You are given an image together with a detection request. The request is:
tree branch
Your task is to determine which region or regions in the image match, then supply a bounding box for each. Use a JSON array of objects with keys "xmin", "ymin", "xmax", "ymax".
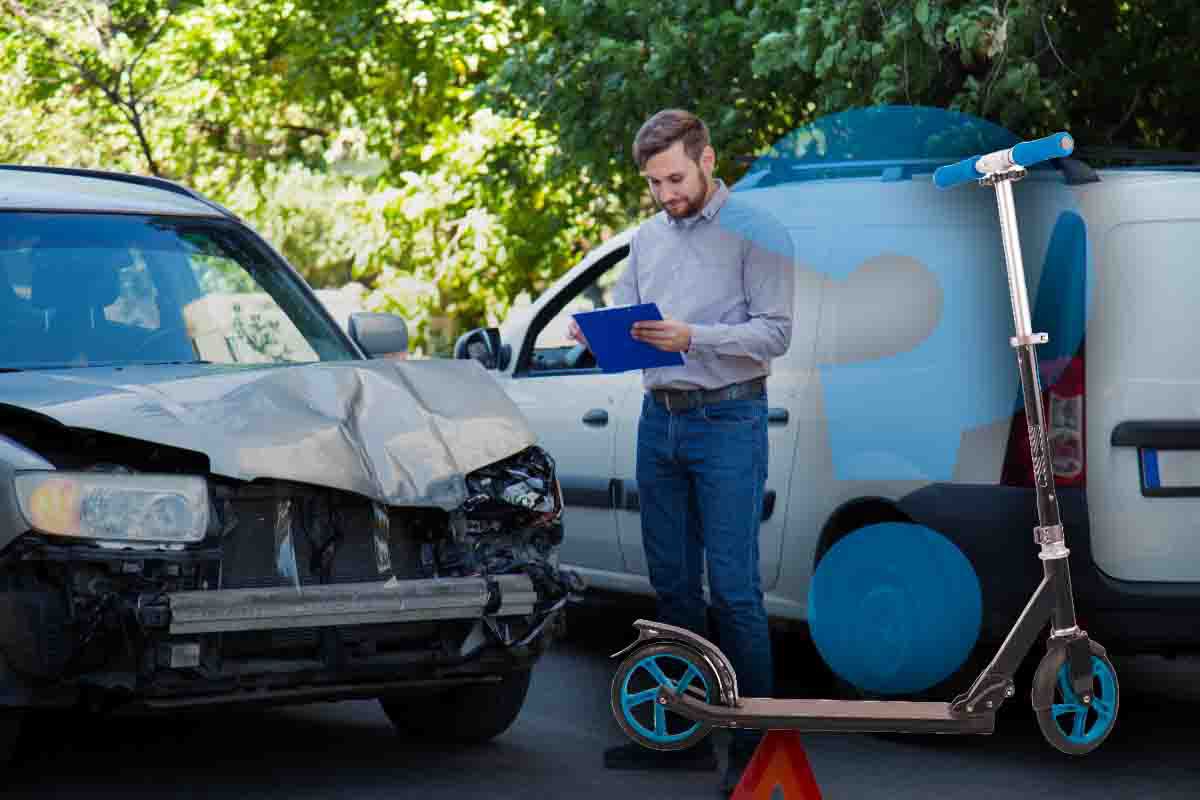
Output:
[
  {"xmin": 1041, "ymin": 11, "xmax": 1079, "ymax": 78},
  {"xmin": 125, "ymin": 104, "xmax": 163, "ymax": 176},
  {"xmin": 127, "ymin": 0, "xmax": 180, "ymax": 89},
  {"xmin": 1106, "ymin": 86, "xmax": 1141, "ymax": 144},
  {"xmin": 4, "ymin": 0, "xmax": 166, "ymax": 175}
]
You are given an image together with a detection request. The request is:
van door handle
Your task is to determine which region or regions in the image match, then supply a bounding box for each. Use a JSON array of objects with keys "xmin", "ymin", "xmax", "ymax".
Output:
[
  {"xmin": 582, "ymin": 409, "xmax": 609, "ymax": 427},
  {"xmin": 1111, "ymin": 420, "xmax": 1200, "ymax": 448},
  {"xmin": 767, "ymin": 408, "xmax": 789, "ymax": 425}
]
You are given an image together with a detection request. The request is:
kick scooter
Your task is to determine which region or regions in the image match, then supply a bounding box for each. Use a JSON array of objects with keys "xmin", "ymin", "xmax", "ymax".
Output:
[{"xmin": 609, "ymin": 131, "xmax": 1119, "ymax": 755}]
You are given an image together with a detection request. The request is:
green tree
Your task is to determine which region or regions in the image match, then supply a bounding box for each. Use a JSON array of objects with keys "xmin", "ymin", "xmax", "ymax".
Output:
[
  {"xmin": 0, "ymin": 0, "xmax": 614, "ymax": 354},
  {"xmin": 495, "ymin": 1, "xmax": 1199, "ymax": 199}
]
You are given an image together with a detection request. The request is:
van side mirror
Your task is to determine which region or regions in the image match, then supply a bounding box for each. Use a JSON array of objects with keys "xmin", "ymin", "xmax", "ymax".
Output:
[
  {"xmin": 348, "ymin": 312, "xmax": 408, "ymax": 358},
  {"xmin": 454, "ymin": 327, "xmax": 506, "ymax": 370}
]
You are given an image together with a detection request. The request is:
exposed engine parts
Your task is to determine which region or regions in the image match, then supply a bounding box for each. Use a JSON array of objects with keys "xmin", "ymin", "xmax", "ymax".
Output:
[{"xmin": 0, "ymin": 443, "xmax": 574, "ymax": 704}]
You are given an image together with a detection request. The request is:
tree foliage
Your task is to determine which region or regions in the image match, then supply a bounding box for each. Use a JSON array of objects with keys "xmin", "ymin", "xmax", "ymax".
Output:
[
  {"xmin": 496, "ymin": 1, "xmax": 1200, "ymax": 203},
  {"xmin": 0, "ymin": 0, "xmax": 614, "ymax": 353},
  {"xmin": 2, "ymin": 1, "xmax": 1197, "ymax": 352}
]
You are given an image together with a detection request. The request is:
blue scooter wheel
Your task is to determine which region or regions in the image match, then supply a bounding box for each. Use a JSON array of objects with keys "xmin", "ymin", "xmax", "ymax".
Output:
[
  {"xmin": 809, "ymin": 521, "xmax": 983, "ymax": 695},
  {"xmin": 1032, "ymin": 641, "xmax": 1119, "ymax": 755},
  {"xmin": 611, "ymin": 643, "xmax": 717, "ymax": 751}
]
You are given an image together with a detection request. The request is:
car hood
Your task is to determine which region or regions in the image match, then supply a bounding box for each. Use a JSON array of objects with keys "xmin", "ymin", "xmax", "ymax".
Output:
[{"xmin": 0, "ymin": 359, "xmax": 536, "ymax": 509}]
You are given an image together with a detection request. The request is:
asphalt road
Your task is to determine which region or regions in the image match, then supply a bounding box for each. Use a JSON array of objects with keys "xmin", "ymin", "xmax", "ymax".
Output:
[{"xmin": 5, "ymin": 607, "xmax": 1198, "ymax": 799}]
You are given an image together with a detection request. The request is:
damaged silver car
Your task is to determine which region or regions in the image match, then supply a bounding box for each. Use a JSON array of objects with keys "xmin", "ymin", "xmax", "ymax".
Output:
[{"xmin": 0, "ymin": 166, "xmax": 575, "ymax": 764}]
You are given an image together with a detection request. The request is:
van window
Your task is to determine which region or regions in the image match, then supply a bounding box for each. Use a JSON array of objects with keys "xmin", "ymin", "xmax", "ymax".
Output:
[
  {"xmin": 527, "ymin": 256, "xmax": 625, "ymax": 372},
  {"xmin": 535, "ymin": 259, "xmax": 624, "ymax": 350}
]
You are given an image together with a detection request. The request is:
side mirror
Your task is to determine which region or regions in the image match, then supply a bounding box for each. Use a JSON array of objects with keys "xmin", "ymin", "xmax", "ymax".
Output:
[
  {"xmin": 348, "ymin": 312, "xmax": 408, "ymax": 358},
  {"xmin": 453, "ymin": 326, "xmax": 506, "ymax": 370}
]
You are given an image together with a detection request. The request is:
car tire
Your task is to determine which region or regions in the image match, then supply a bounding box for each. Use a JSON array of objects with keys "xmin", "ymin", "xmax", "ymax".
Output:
[
  {"xmin": 379, "ymin": 669, "xmax": 532, "ymax": 745},
  {"xmin": 0, "ymin": 710, "xmax": 22, "ymax": 766}
]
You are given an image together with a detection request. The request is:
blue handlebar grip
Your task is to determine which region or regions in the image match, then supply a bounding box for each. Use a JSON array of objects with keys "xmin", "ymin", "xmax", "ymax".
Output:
[
  {"xmin": 1011, "ymin": 132, "xmax": 1074, "ymax": 167},
  {"xmin": 933, "ymin": 156, "xmax": 982, "ymax": 190}
]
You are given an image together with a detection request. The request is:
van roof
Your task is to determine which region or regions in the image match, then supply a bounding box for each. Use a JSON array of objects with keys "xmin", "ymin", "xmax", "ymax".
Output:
[{"xmin": 1091, "ymin": 167, "xmax": 1200, "ymax": 185}]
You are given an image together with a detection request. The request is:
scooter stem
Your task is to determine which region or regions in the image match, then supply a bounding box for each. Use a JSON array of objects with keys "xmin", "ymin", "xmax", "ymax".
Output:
[{"xmin": 989, "ymin": 171, "xmax": 1078, "ymax": 635}]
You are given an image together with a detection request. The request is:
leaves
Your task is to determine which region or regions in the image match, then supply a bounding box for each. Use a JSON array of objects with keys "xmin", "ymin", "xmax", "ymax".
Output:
[
  {"xmin": 3, "ymin": 0, "xmax": 1196, "ymax": 354},
  {"xmin": 1, "ymin": 0, "xmax": 612, "ymax": 355}
]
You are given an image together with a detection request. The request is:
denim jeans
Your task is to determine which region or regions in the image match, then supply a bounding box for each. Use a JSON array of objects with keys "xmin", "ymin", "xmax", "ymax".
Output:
[{"xmin": 636, "ymin": 391, "xmax": 773, "ymax": 750}]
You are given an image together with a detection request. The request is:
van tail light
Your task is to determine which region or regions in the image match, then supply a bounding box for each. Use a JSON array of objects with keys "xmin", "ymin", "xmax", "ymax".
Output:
[{"xmin": 1001, "ymin": 346, "xmax": 1086, "ymax": 488}]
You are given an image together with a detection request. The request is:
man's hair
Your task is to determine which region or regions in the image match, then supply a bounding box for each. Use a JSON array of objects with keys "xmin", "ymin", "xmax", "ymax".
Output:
[{"xmin": 633, "ymin": 109, "xmax": 710, "ymax": 169}]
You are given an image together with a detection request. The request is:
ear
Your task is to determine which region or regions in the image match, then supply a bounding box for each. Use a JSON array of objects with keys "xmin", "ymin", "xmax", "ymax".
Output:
[{"xmin": 700, "ymin": 145, "xmax": 716, "ymax": 174}]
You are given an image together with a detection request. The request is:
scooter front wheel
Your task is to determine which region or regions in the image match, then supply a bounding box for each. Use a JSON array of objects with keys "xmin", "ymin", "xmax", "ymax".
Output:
[
  {"xmin": 1031, "ymin": 640, "xmax": 1119, "ymax": 755},
  {"xmin": 611, "ymin": 642, "xmax": 719, "ymax": 751}
]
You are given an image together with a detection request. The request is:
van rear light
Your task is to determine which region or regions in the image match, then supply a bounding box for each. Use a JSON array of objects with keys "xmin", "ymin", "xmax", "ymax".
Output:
[{"xmin": 1001, "ymin": 350, "xmax": 1086, "ymax": 488}]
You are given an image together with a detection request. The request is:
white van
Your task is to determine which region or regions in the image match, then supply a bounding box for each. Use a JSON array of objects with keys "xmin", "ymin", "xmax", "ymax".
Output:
[{"xmin": 454, "ymin": 157, "xmax": 1200, "ymax": 663}]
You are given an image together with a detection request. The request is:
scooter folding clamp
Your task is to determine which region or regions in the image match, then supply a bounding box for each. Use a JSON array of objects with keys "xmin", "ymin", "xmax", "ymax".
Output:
[
  {"xmin": 1034, "ymin": 524, "xmax": 1065, "ymax": 547},
  {"xmin": 1010, "ymin": 332, "xmax": 1049, "ymax": 348}
]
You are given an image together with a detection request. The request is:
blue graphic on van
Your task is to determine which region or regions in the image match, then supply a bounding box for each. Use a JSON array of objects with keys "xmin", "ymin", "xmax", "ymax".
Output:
[
  {"xmin": 808, "ymin": 521, "xmax": 982, "ymax": 695},
  {"xmin": 721, "ymin": 106, "xmax": 1088, "ymax": 481}
]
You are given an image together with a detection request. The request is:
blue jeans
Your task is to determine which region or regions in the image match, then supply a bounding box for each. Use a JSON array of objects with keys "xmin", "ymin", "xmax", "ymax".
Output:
[{"xmin": 636, "ymin": 392, "xmax": 773, "ymax": 750}]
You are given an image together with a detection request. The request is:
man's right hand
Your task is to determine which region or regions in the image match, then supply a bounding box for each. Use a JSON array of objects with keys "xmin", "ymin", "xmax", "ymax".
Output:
[{"xmin": 568, "ymin": 318, "xmax": 590, "ymax": 350}]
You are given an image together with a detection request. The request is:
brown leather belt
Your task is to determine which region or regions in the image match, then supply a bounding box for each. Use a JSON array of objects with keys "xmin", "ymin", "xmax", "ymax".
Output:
[{"xmin": 651, "ymin": 377, "xmax": 766, "ymax": 412}]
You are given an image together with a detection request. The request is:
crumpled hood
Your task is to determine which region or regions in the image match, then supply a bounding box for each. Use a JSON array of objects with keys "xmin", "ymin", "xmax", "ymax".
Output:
[{"xmin": 0, "ymin": 359, "xmax": 536, "ymax": 509}]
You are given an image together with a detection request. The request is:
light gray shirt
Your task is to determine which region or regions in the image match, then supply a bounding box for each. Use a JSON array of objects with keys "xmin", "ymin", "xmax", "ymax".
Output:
[{"xmin": 611, "ymin": 180, "xmax": 795, "ymax": 391}]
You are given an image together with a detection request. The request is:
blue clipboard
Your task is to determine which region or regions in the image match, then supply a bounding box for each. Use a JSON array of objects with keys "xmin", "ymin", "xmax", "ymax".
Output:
[{"xmin": 571, "ymin": 303, "xmax": 686, "ymax": 373}]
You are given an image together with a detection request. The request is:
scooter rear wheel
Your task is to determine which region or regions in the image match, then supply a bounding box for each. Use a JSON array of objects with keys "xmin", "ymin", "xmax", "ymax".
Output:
[
  {"xmin": 1031, "ymin": 640, "xmax": 1118, "ymax": 755},
  {"xmin": 611, "ymin": 642, "xmax": 719, "ymax": 751}
]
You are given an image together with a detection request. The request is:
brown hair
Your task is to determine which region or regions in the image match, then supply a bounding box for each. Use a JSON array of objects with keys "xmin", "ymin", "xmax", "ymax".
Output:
[{"xmin": 632, "ymin": 109, "xmax": 709, "ymax": 169}]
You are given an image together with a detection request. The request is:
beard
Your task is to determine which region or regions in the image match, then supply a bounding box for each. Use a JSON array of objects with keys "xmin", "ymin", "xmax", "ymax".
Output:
[{"xmin": 660, "ymin": 172, "xmax": 710, "ymax": 219}]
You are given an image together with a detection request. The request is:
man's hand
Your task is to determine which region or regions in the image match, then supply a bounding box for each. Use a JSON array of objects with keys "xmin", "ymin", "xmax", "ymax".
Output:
[
  {"xmin": 631, "ymin": 319, "xmax": 692, "ymax": 352},
  {"xmin": 567, "ymin": 318, "xmax": 589, "ymax": 350}
]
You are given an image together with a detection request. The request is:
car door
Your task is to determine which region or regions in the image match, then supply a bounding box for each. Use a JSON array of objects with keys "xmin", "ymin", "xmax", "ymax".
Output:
[{"xmin": 495, "ymin": 241, "xmax": 639, "ymax": 574}]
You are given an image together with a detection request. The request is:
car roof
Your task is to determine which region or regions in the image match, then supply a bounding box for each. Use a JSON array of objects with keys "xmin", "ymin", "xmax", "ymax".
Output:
[{"xmin": 0, "ymin": 165, "xmax": 231, "ymax": 218}]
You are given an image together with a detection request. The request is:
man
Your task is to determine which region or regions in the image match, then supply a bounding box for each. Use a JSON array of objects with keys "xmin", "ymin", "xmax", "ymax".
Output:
[{"xmin": 571, "ymin": 109, "xmax": 794, "ymax": 795}]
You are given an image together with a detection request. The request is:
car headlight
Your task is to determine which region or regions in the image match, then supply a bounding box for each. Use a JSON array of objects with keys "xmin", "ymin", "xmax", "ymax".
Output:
[{"xmin": 14, "ymin": 472, "xmax": 209, "ymax": 544}]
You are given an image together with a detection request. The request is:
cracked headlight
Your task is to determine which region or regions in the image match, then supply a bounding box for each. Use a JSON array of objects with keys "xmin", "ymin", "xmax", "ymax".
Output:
[{"xmin": 14, "ymin": 472, "xmax": 209, "ymax": 544}]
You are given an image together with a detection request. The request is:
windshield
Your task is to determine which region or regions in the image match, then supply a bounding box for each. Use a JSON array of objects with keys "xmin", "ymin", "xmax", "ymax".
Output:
[{"xmin": 0, "ymin": 212, "xmax": 356, "ymax": 369}]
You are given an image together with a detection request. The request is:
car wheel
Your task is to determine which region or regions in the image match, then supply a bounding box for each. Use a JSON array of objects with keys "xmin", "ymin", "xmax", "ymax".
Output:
[
  {"xmin": 379, "ymin": 669, "xmax": 532, "ymax": 745},
  {"xmin": 0, "ymin": 710, "xmax": 22, "ymax": 766}
]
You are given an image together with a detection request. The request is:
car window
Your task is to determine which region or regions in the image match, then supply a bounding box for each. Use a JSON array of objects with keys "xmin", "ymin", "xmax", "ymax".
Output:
[
  {"xmin": 0, "ymin": 212, "xmax": 356, "ymax": 368},
  {"xmin": 528, "ymin": 256, "xmax": 625, "ymax": 372}
]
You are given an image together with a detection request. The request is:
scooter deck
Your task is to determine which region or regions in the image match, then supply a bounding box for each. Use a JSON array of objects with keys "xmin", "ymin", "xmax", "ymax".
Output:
[{"xmin": 664, "ymin": 692, "xmax": 996, "ymax": 735}]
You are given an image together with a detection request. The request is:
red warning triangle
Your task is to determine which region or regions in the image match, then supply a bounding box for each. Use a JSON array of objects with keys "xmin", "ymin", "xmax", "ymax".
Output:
[{"xmin": 729, "ymin": 730, "xmax": 823, "ymax": 800}]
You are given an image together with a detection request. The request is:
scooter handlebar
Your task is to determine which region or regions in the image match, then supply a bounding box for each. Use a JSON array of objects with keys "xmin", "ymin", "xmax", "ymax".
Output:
[
  {"xmin": 934, "ymin": 132, "xmax": 1075, "ymax": 190},
  {"xmin": 933, "ymin": 156, "xmax": 982, "ymax": 189},
  {"xmin": 1012, "ymin": 132, "xmax": 1074, "ymax": 167}
]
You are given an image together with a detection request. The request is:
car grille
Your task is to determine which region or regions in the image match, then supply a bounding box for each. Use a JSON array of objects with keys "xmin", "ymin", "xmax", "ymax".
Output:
[{"xmin": 217, "ymin": 489, "xmax": 425, "ymax": 590}]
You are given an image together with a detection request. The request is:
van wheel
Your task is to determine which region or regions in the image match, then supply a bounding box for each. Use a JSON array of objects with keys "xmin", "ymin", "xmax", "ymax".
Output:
[{"xmin": 379, "ymin": 669, "xmax": 532, "ymax": 745}]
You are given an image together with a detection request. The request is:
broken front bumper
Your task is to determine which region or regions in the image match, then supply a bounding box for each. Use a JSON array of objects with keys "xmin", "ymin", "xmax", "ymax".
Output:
[{"xmin": 165, "ymin": 574, "xmax": 538, "ymax": 635}]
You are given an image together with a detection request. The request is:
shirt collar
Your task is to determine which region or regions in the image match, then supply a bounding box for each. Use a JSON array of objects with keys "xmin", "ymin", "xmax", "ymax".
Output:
[{"xmin": 665, "ymin": 179, "xmax": 729, "ymax": 228}]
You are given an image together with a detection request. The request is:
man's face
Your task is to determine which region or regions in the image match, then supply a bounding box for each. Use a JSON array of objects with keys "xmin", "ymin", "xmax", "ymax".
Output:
[{"xmin": 641, "ymin": 140, "xmax": 714, "ymax": 219}]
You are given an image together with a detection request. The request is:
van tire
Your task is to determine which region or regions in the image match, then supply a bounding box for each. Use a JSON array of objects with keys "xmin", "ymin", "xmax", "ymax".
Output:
[{"xmin": 379, "ymin": 669, "xmax": 532, "ymax": 745}]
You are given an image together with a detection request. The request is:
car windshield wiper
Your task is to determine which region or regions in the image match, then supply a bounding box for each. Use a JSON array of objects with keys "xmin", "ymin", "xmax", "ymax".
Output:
[
  {"xmin": 132, "ymin": 360, "xmax": 214, "ymax": 366},
  {"xmin": 0, "ymin": 360, "xmax": 212, "ymax": 372}
]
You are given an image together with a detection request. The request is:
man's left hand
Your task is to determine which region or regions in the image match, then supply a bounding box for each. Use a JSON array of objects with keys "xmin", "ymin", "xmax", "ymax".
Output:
[{"xmin": 631, "ymin": 319, "xmax": 692, "ymax": 352}]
